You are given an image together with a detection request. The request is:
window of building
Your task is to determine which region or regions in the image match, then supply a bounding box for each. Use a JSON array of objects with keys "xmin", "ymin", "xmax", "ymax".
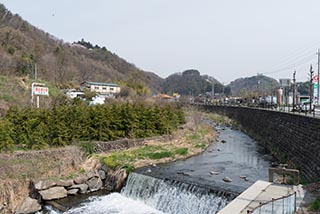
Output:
[
  {"xmin": 110, "ymin": 88, "xmax": 114, "ymax": 91},
  {"xmin": 94, "ymin": 86, "xmax": 99, "ymax": 90},
  {"xmin": 102, "ymin": 87, "xmax": 107, "ymax": 90}
]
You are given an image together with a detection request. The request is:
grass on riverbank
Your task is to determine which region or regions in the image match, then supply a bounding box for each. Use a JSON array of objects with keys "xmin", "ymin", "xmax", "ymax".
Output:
[
  {"xmin": 99, "ymin": 145, "xmax": 189, "ymax": 173},
  {"xmin": 205, "ymin": 113, "xmax": 232, "ymax": 125},
  {"xmin": 98, "ymin": 118, "xmax": 216, "ymax": 173}
]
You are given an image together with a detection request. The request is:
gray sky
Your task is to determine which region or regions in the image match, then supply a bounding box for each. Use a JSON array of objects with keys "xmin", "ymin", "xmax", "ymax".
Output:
[{"xmin": 2, "ymin": 0, "xmax": 320, "ymax": 84}]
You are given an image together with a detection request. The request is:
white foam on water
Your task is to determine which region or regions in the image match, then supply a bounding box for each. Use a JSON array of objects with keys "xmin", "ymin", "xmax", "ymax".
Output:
[
  {"xmin": 66, "ymin": 192, "xmax": 165, "ymax": 214},
  {"xmin": 121, "ymin": 173, "xmax": 230, "ymax": 214}
]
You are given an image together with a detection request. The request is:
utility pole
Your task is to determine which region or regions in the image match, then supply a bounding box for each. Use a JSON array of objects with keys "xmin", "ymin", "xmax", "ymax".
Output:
[
  {"xmin": 34, "ymin": 63, "xmax": 37, "ymax": 80},
  {"xmin": 317, "ymin": 49, "xmax": 320, "ymax": 104},
  {"xmin": 211, "ymin": 81, "xmax": 214, "ymax": 97},
  {"xmin": 309, "ymin": 65, "xmax": 314, "ymax": 113},
  {"xmin": 292, "ymin": 70, "xmax": 296, "ymax": 111}
]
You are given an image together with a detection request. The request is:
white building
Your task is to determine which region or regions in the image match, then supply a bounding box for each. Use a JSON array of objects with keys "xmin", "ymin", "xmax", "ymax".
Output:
[{"xmin": 80, "ymin": 81, "xmax": 121, "ymax": 97}]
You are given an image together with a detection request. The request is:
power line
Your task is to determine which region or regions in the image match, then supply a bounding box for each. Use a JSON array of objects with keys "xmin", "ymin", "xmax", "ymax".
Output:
[
  {"xmin": 268, "ymin": 50, "xmax": 317, "ymax": 71},
  {"xmin": 263, "ymin": 40, "xmax": 320, "ymax": 71},
  {"xmin": 263, "ymin": 53, "xmax": 316, "ymax": 75}
]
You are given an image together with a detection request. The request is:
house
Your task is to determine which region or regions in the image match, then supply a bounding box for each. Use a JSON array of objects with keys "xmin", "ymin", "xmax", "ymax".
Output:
[{"xmin": 80, "ymin": 81, "xmax": 121, "ymax": 97}]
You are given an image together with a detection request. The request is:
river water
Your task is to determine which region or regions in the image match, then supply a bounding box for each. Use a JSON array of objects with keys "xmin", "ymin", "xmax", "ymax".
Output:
[
  {"xmin": 136, "ymin": 124, "xmax": 274, "ymax": 194},
  {"xmin": 43, "ymin": 124, "xmax": 274, "ymax": 214}
]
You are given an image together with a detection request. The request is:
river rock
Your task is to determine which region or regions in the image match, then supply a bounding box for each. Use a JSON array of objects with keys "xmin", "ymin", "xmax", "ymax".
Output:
[
  {"xmin": 86, "ymin": 171, "xmax": 98, "ymax": 179},
  {"xmin": 68, "ymin": 184, "xmax": 89, "ymax": 194},
  {"xmin": 67, "ymin": 189, "xmax": 79, "ymax": 195},
  {"xmin": 98, "ymin": 170, "xmax": 106, "ymax": 180},
  {"xmin": 39, "ymin": 187, "xmax": 67, "ymax": 200},
  {"xmin": 209, "ymin": 171, "xmax": 219, "ymax": 175},
  {"xmin": 56, "ymin": 179, "xmax": 74, "ymax": 187},
  {"xmin": 87, "ymin": 177, "xmax": 103, "ymax": 192},
  {"xmin": 15, "ymin": 197, "xmax": 41, "ymax": 214},
  {"xmin": 177, "ymin": 171, "xmax": 190, "ymax": 176},
  {"xmin": 74, "ymin": 176, "xmax": 88, "ymax": 184},
  {"xmin": 221, "ymin": 140, "xmax": 227, "ymax": 143},
  {"xmin": 239, "ymin": 175, "xmax": 247, "ymax": 179},
  {"xmin": 35, "ymin": 180, "xmax": 57, "ymax": 190},
  {"xmin": 222, "ymin": 177, "xmax": 232, "ymax": 183}
]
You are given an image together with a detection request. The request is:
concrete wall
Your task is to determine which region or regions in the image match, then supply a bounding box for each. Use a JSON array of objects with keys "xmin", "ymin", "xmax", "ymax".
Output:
[{"xmin": 199, "ymin": 105, "xmax": 320, "ymax": 182}]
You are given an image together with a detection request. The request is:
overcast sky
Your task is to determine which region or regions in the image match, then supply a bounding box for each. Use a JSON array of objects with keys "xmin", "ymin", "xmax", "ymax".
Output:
[{"xmin": 2, "ymin": 0, "xmax": 320, "ymax": 84}]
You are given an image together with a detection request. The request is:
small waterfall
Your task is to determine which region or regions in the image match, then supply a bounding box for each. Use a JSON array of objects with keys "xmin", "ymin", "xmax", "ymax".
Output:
[{"xmin": 121, "ymin": 172, "xmax": 232, "ymax": 214}]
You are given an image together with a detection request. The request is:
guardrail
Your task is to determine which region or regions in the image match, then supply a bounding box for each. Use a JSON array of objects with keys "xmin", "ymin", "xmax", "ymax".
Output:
[{"xmin": 247, "ymin": 192, "xmax": 296, "ymax": 214}]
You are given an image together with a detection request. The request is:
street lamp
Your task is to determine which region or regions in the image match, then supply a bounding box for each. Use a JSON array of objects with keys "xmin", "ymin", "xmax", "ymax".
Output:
[
  {"xmin": 292, "ymin": 70, "xmax": 296, "ymax": 112},
  {"xmin": 309, "ymin": 65, "xmax": 314, "ymax": 113}
]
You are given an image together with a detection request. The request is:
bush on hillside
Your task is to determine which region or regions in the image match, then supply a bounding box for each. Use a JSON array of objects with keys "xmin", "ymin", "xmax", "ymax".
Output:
[{"xmin": 0, "ymin": 102, "xmax": 185, "ymax": 152}]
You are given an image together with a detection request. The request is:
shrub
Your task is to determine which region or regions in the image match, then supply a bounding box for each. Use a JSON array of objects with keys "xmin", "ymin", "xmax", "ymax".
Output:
[
  {"xmin": 309, "ymin": 198, "xmax": 320, "ymax": 211},
  {"xmin": 0, "ymin": 103, "xmax": 185, "ymax": 152},
  {"xmin": 79, "ymin": 142, "xmax": 94, "ymax": 155}
]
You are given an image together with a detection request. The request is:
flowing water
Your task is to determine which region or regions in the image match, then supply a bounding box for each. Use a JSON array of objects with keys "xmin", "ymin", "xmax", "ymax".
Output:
[
  {"xmin": 44, "ymin": 173, "xmax": 230, "ymax": 214},
  {"xmin": 137, "ymin": 124, "xmax": 274, "ymax": 194},
  {"xmin": 43, "ymin": 124, "xmax": 274, "ymax": 214}
]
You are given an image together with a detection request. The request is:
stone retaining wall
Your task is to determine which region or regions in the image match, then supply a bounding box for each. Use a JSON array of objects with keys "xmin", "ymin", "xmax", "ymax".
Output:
[{"xmin": 199, "ymin": 105, "xmax": 320, "ymax": 182}]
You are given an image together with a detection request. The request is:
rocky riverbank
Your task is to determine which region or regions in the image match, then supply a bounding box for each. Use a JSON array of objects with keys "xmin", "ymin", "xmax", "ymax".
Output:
[{"xmin": 15, "ymin": 162, "xmax": 127, "ymax": 214}]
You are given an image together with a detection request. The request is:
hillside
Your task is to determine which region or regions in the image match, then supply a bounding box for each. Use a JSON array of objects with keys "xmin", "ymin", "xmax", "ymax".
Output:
[
  {"xmin": 161, "ymin": 69, "xmax": 231, "ymax": 96},
  {"xmin": 0, "ymin": 4, "xmax": 163, "ymax": 93},
  {"xmin": 228, "ymin": 75, "xmax": 279, "ymax": 97}
]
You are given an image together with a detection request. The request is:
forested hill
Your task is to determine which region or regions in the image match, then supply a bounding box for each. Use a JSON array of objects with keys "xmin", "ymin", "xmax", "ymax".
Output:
[
  {"xmin": 0, "ymin": 4, "xmax": 163, "ymax": 92},
  {"xmin": 161, "ymin": 69, "xmax": 230, "ymax": 96},
  {"xmin": 228, "ymin": 75, "xmax": 279, "ymax": 96}
]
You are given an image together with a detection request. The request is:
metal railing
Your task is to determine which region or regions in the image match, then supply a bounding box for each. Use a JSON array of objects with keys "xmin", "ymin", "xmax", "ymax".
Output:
[
  {"xmin": 195, "ymin": 101, "xmax": 320, "ymax": 118},
  {"xmin": 247, "ymin": 192, "xmax": 296, "ymax": 214}
]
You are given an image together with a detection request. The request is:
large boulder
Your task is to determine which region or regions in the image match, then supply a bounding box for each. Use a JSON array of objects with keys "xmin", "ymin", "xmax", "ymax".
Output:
[
  {"xmin": 67, "ymin": 189, "xmax": 79, "ymax": 195},
  {"xmin": 15, "ymin": 197, "xmax": 41, "ymax": 214},
  {"xmin": 34, "ymin": 180, "xmax": 56, "ymax": 191},
  {"xmin": 86, "ymin": 177, "xmax": 103, "ymax": 192},
  {"xmin": 68, "ymin": 184, "xmax": 88, "ymax": 194},
  {"xmin": 56, "ymin": 180, "xmax": 74, "ymax": 187},
  {"xmin": 39, "ymin": 187, "xmax": 67, "ymax": 200},
  {"xmin": 73, "ymin": 176, "xmax": 87, "ymax": 184},
  {"xmin": 98, "ymin": 170, "xmax": 106, "ymax": 180}
]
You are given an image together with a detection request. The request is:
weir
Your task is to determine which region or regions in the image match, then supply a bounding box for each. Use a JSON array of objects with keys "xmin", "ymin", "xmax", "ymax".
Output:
[
  {"xmin": 44, "ymin": 172, "xmax": 234, "ymax": 214},
  {"xmin": 43, "ymin": 124, "xmax": 275, "ymax": 214},
  {"xmin": 121, "ymin": 172, "xmax": 234, "ymax": 214}
]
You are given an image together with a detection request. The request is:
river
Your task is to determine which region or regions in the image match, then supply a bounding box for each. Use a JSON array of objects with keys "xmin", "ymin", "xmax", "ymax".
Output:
[{"xmin": 43, "ymin": 124, "xmax": 275, "ymax": 214}]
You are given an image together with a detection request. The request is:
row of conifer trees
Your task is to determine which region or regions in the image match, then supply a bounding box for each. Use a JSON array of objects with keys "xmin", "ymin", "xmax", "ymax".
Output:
[{"xmin": 0, "ymin": 101, "xmax": 185, "ymax": 152}]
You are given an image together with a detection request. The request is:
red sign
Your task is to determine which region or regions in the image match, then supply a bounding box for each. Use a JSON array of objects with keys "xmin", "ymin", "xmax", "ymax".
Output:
[{"xmin": 314, "ymin": 75, "xmax": 319, "ymax": 81}]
